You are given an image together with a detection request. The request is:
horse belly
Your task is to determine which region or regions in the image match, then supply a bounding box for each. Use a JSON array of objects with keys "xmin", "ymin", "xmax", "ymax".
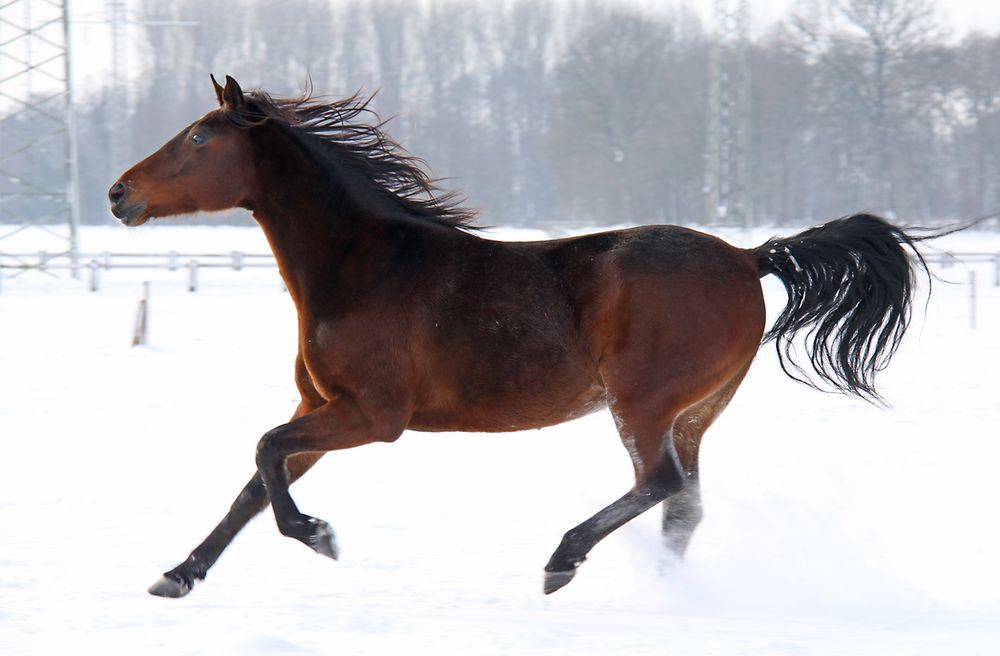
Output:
[
  {"xmin": 409, "ymin": 379, "xmax": 606, "ymax": 432},
  {"xmin": 409, "ymin": 338, "xmax": 606, "ymax": 433}
]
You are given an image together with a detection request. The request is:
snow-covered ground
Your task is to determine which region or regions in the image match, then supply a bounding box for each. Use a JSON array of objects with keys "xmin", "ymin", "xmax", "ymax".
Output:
[{"xmin": 1, "ymin": 223, "xmax": 998, "ymax": 655}]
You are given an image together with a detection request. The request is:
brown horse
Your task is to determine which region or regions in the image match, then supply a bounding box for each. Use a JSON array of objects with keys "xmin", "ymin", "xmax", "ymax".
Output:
[{"xmin": 111, "ymin": 75, "xmax": 942, "ymax": 598}]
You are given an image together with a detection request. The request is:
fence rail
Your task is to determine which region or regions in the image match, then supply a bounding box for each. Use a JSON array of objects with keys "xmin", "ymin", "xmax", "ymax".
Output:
[
  {"xmin": 2, "ymin": 249, "xmax": 999, "ymax": 292},
  {"xmin": 0, "ymin": 251, "xmax": 278, "ymax": 292}
]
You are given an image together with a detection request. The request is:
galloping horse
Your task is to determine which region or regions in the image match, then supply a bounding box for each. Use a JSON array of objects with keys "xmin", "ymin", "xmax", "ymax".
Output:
[{"xmin": 111, "ymin": 76, "xmax": 942, "ymax": 598}]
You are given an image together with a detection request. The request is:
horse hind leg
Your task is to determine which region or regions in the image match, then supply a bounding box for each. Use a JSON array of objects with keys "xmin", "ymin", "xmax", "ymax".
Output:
[
  {"xmin": 661, "ymin": 366, "xmax": 751, "ymax": 559},
  {"xmin": 543, "ymin": 402, "xmax": 687, "ymax": 594}
]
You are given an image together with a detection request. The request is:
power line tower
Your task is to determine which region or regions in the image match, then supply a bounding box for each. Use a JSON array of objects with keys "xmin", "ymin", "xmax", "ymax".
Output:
[
  {"xmin": 0, "ymin": 0, "xmax": 81, "ymax": 271},
  {"xmin": 106, "ymin": 0, "xmax": 128, "ymax": 182},
  {"xmin": 703, "ymin": 0, "xmax": 752, "ymax": 229}
]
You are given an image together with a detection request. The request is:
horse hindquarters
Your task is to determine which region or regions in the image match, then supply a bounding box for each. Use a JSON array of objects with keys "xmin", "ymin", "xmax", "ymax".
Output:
[{"xmin": 543, "ymin": 237, "xmax": 765, "ymax": 593}]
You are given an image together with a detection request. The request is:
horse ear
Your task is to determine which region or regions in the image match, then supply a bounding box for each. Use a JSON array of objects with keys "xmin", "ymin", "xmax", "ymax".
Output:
[
  {"xmin": 211, "ymin": 74, "xmax": 225, "ymax": 107},
  {"xmin": 222, "ymin": 75, "xmax": 246, "ymax": 110}
]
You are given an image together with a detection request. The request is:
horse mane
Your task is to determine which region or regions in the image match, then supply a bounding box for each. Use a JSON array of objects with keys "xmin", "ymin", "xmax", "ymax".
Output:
[{"xmin": 225, "ymin": 88, "xmax": 479, "ymax": 230}]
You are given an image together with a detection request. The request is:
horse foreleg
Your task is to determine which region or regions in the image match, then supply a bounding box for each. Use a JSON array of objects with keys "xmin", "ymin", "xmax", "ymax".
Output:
[
  {"xmin": 147, "ymin": 452, "xmax": 323, "ymax": 598},
  {"xmin": 255, "ymin": 399, "xmax": 404, "ymax": 559}
]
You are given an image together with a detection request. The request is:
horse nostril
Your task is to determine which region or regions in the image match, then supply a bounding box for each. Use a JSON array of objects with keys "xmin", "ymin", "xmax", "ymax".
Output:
[{"xmin": 109, "ymin": 181, "xmax": 127, "ymax": 204}]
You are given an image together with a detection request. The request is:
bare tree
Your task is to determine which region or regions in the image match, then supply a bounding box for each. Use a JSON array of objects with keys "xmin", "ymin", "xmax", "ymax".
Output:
[
  {"xmin": 948, "ymin": 34, "xmax": 1000, "ymax": 219},
  {"xmin": 789, "ymin": 0, "xmax": 946, "ymax": 211},
  {"xmin": 548, "ymin": 9, "xmax": 678, "ymax": 225}
]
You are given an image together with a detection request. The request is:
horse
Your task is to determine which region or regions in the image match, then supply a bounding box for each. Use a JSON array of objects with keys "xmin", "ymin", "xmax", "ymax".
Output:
[{"xmin": 110, "ymin": 75, "xmax": 945, "ymax": 598}]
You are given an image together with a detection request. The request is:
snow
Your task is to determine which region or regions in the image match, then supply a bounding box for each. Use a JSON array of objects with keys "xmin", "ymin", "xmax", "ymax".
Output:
[{"xmin": 1, "ymin": 223, "xmax": 998, "ymax": 655}]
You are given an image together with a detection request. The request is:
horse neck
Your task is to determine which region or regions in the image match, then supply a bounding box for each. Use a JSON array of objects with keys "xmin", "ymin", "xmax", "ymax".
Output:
[
  {"xmin": 245, "ymin": 125, "xmax": 371, "ymax": 306},
  {"xmin": 244, "ymin": 127, "xmax": 428, "ymax": 311}
]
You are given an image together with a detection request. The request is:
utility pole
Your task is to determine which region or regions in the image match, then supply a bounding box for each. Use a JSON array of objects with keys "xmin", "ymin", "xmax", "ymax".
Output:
[{"xmin": 703, "ymin": 0, "xmax": 752, "ymax": 229}]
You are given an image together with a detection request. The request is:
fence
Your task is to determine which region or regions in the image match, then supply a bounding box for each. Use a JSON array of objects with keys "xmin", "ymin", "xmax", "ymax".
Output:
[
  {"xmin": 4, "ymin": 249, "xmax": 999, "ymax": 287},
  {"xmin": 0, "ymin": 251, "xmax": 278, "ymax": 293},
  {"xmin": 2, "ymin": 249, "xmax": 999, "ymax": 293},
  {"xmin": 1, "ymin": 248, "xmax": 996, "ymax": 333}
]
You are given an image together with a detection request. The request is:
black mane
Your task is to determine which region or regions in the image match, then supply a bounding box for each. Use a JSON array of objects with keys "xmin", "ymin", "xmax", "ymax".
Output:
[{"xmin": 226, "ymin": 89, "xmax": 479, "ymax": 230}]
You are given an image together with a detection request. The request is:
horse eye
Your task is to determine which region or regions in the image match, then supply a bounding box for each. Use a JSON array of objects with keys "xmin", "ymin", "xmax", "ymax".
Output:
[{"xmin": 189, "ymin": 131, "xmax": 207, "ymax": 145}]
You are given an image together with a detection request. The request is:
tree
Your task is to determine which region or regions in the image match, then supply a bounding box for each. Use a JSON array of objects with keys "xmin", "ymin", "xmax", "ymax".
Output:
[
  {"xmin": 948, "ymin": 34, "xmax": 1000, "ymax": 219},
  {"xmin": 548, "ymin": 9, "xmax": 683, "ymax": 225},
  {"xmin": 789, "ymin": 0, "xmax": 946, "ymax": 212}
]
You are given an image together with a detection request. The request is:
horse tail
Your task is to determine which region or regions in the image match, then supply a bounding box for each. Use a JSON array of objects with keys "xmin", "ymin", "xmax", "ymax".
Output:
[{"xmin": 752, "ymin": 213, "xmax": 947, "ymax": 404}]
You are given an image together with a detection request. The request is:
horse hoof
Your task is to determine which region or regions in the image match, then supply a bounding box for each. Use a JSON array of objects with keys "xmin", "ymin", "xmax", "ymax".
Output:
[
  {"xmin": 543, "ymin": 569, "xmax": 576, "ymax": 595},
  {"xmin": 309, "ymin": 518, "xmax": 339, "ymax": 560},
  {"xmin": 148, "ymin": 574, "xmax": 191, "ymax": 598}
]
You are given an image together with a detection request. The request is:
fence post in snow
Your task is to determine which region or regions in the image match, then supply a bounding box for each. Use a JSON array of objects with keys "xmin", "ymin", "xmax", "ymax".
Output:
[
  {"xmin": 168, "ymin": 251, "xmax": 179, "ymax": 271},
  {"xmin": 969, "ymin": 270, "xmax": 977, "ymax": 330},
  {"xmin": 188, "ymin": 260, "xmax": 199, "ymax": 292},
  {"xmin": 232, "ymin": 251, "xmax": 244, "ymax": 271},
  {"xmin": 994, "ymin": 253, "xmax": 999, "ymax": 287},
  {"xmin": 132, "ymin": 281, "xmax": 150, "ymax": 347},
  {"xmin": 89, "ymin": 260, "xmax": 100, "ymax": 292}
]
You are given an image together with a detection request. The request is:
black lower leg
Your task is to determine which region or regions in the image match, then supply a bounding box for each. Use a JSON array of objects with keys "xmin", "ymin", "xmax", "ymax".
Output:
[
  {"xmin": 661, "ymin": 475, "xmax": 703, "ymax": 557},
  {"xmin": 543, "ymin": 445, "xmax": 686, "ymax": 594},
  {"xmin": 149, "ymin": 452, "xmax": 324, "ymax": 598},
  {"xmin": 256, "ymin": 428, "xmax": 339, "ymax": 559},
  {"xmin": 149, "ymin": 474, "xmax": 268, "ymax": 597},
  {"xmin": 544, "ymin": 478, "xmax": 675, "ymax": 593}
]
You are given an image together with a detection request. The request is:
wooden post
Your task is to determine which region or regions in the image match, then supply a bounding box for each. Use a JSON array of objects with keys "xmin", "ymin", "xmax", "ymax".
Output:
[
  {"xmin": 89, "ymin": 259, "xmax": 100, "ymax": 292},
  {"xmin": 969, "ymin": 270, "xmax": 977, "ymax": 330},
  {"xmin": 188, "ymin": 260, "xmax": 199, "ymax": 292},
  {"xmin": 132, "ymin": 281, "xmax": 150, "ymax": 346}
]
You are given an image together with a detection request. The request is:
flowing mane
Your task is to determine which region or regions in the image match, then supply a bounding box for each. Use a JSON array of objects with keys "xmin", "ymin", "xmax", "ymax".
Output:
[{"xmin": 227, "ymin": 88, "xmax": 479, "ymax": 230}]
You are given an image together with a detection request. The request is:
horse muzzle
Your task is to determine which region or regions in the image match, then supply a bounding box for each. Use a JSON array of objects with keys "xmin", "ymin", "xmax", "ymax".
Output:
[{"xmin": 108, "ymin": 180, "xmax": 149, "ymax": 226}]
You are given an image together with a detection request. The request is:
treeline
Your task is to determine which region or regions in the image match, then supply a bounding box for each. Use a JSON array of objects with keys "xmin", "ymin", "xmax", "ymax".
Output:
[{"xmin": 62, "ymin": 0, "xmax": 1000, "ymax": 228}]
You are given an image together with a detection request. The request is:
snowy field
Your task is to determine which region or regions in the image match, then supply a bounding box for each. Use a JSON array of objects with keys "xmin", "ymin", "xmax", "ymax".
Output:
[{"xmin": 1, "ymin": 222, "xmax": 999, "ymax": 655}]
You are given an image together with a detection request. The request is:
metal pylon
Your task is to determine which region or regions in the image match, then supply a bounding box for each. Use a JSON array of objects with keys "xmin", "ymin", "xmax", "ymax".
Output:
[
  {"xmin": 704, "ymin": 0, "xmax": 752, "ymax": 229},
  {"xmin": 0, "ymin": 0, "xmax": 81, "ymax": 273}
]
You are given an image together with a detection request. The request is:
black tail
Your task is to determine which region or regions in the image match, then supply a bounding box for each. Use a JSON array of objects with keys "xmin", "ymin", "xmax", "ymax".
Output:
[{"xmin": 754, "ymin": 213, "xmax": 953, "ymax": 404}]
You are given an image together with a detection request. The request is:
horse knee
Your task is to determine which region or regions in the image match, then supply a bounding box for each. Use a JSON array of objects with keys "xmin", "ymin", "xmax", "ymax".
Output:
[{"xmin": 255, "ymin": 426, "xmax": 288, "ymax": 472}]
